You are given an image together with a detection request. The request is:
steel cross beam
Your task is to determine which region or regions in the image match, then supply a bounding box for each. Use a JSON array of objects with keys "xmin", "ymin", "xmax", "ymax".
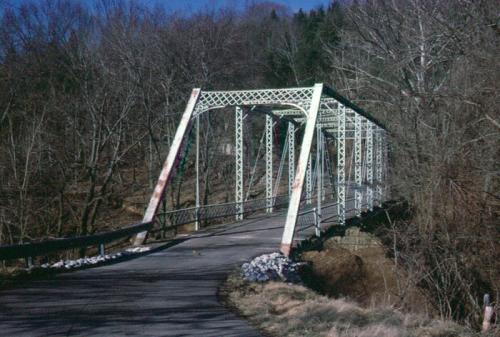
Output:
[
  {"xmin": 266, "ymin": 115, "xmax": 273, "ymax": 212},
  {"xmin": 354, "ymin": 113, "xmax": 363, "ymax": 216},
  {"xmin": 337, "ymin": 105, "xmax": 346, "ymax": 225},
  {"xmin": 235, "ymin": 107, "xmax": 244, "ymax": 220},
  {"xmin": 194, "ymin": 87, "xmax": 315, "ymax": 115}
]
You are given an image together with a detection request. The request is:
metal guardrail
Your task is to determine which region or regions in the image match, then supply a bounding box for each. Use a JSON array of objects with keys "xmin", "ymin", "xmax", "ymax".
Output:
[
  {"xmin": 0, "ymin": 221, "xmax": 153, "ymax": 260},
  {"xmin": 157, "ymin": 194, "xmax": 291, "ymax": 228},
  {"xmin": 0, "ymin": 190, "xmax": 360, "ymax": 262}
]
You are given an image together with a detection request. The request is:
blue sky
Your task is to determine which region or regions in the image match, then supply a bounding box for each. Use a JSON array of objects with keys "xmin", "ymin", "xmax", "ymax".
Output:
[
  {"xmin": 159, "ymin": 0, "xmax": 331, "ymax": 13},
  {"xmin": 3, "ymin": 0, "xmax": 332, "ymax": 14}
]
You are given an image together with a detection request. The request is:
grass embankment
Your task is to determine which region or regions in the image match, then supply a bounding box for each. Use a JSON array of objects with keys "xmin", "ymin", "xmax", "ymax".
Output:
[
  {"xmin": 221, "ymin": 272, "xmax": 486, "ymax": 337},
  {"xmin": 220, "ymin": 207, "xmax": 494, "ymax": 337}
]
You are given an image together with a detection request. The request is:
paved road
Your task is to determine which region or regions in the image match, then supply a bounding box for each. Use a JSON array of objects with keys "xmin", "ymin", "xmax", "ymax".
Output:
[{"xmin": 0, "ymin": 203, "xmax": 346, "ymax": 337}]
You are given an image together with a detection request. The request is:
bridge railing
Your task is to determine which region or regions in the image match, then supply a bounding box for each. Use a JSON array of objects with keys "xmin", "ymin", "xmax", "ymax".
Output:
[
  {"xmin": 156, "ymin": 194, "xmax": 291, "ymax": 230},
  {"xmin": 0, "ymin": 189, "xmax": 356, "ymax": 263},
  {"xmin": 0, "ymin": 221, "xmax": 153, "ymax": 263}
]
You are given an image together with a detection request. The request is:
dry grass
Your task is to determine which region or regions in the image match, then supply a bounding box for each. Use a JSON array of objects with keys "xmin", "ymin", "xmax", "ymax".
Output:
[
  {"xmin": 300, "ymin": 236, "xmax": 432, "ymax": 314},
  {"xmin": 220, "ymin": 273, "xmax": 487, "ymax": 337}
]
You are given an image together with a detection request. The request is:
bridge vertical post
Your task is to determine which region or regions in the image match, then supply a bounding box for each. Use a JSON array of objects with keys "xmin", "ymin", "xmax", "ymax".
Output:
[
  {"xmin": 306, "ymin": 156, "xmax": 312, "ymax": 204},
  {"xmin": 321, "ymin": 132, "xmax": 325, "ymax": 201},
  {"xmin": 280, "ymin": 83, "xmax": 323, "ymax": 256},
  {"xmin": 337, "ymin": 105, "xmax": 346, "ymax": 225},
  {"xmin": 324, "ymin": 140, "xmax": 336, "ymax": 200},
  {"xmin": 316, "ymin": 124, "xmax": 322, "ymax": 235},
  {"xmin": 265, "ymin": 115, "xmax": 273, "ymax": 213},
  {"xmin": 134, "ymin": 88, "xmax": 201, "ymax": 246},
  {"xmin": 354, "ymin": 113, "xmax": 362, "ymax": 216},
  {"xmin": 383, "ymin": 132, "xmax": 389, "ymax": 201},
  {"xmin": 375, "ymin": 128, "xmax": 383, "ymax": 206},
  {"xmin": 366, "ymin": 122, "xmax": 374, "ymax": 211},
  {"xmin": 287, "ymin": 122, "xmax": 295, "ymax": 197},
  {"xmin": 235, "ymin": 106, "xmax": 244, "ymax": 220},
  {"xmin": 195, "ymin": 114, "xmax": 200, "ymax": 230}
]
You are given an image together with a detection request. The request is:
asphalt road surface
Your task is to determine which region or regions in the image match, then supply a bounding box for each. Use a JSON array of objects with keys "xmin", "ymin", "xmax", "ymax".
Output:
[{"xmin": 0, "ymin": 202, "xmax": 346, "ymax": 337}]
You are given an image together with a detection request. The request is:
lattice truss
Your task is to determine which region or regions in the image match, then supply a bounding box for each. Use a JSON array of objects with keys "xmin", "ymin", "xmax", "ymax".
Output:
[
  {"xmin": 194, "ymin": 87, "xmax": 316, "ymax": 115},
  {"xmin": 136, "ymin": 83, "xmax": 388, "ymax": 256}
]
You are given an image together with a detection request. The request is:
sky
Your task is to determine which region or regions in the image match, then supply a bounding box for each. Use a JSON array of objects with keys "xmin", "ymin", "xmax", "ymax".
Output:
[
  {"xmin": 2, "ymin": 0, "xmax": 332, "ymax": 14},
  {"xmin": 158, "ymin": 0, "xmax": 332, "ymax": 13}
]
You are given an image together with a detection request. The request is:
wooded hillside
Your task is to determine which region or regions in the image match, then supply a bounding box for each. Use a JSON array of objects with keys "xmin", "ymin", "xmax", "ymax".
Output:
[{"xmin": 0, "ymin": 0, "xmax": 498, "ymax": 327}]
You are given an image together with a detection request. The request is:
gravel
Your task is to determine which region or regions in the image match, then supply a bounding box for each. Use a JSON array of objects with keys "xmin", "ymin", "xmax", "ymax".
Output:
[
  {"xmin": 39, "ymin": 246, "xmax": 151, "ymax": 270},
  {"xmin": 241, "ymin": 252, "xmax": 303, "ymax": 283}
]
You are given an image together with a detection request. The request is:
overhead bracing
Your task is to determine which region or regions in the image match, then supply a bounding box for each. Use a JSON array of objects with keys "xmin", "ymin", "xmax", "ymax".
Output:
[{"xmin": 134, "ymin": 83, "xmax": 389, "ymax": 256}]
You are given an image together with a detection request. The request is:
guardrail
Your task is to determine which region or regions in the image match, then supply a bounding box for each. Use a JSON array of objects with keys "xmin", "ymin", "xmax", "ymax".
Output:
[
  {"xmin": 157, "ymin": 194, "xmax": 291, "ymax": 229},
  {"xmin": 0, "ymin": 188, "xmax": 354, "ymax": 264},
  {"xmin": 0, "ymin": 221, "xmax": 152, "ymax": 263}
]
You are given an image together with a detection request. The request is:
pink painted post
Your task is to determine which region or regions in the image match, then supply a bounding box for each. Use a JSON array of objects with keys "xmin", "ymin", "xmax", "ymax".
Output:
[{"xmin": 134, "ymin": 89, "xmax": 201, "ymax": 246}]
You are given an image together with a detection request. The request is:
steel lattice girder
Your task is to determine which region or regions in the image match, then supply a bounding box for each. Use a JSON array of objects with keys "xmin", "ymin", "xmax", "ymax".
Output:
[
  {"xmin": 366, "ymin": 121, "xmax": 374, "ymax": 211},
  {"xmin": 306, "ymin": 156, "xmax": 313, "ymax": 204},
  {"xmin": 337, "ymin": 105, "xmax": 346, "ymax": 225},
  {"xmin": 135, "ymin": 83, "xmax": 387, "ymax": 256},
  {"xmin": 235, "ymin": 107, "xmax": 244, "ymax": 220},
  {"xmin": 287, "ymin": 122, "xmax": 295, "ymax": 196},
  {"xmin": 375, "ymin": 128, "xmax": 382, "ymax": 205},
  {"xmin": 194, "ymin": 87, "xmax": 316, "ymax": 115},
  {"xmin": 354, "ymin": 114, "xmax": 363, "ymax": 216},
  {"xmin": 265, "ymin": 115, "xmax": 273, "ymax": 212}
]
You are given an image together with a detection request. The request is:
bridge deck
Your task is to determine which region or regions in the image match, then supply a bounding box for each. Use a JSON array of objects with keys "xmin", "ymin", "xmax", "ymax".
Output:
[{"xmin": 0, "ymin": 202, "xmax": 351, "ymax": 336}]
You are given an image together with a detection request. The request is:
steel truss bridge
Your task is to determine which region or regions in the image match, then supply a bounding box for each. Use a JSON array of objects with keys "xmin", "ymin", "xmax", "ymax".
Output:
[
  {"xmin": 0, "ymin": 83, "xmax": 389, "ymax": 262},
  {"xmin": 134, "ymin": 83, "xmax": 389, "ymax": 256},
  {"xmin": 0, "ymin": 83, "xmax": 390, "ymax": 336}
]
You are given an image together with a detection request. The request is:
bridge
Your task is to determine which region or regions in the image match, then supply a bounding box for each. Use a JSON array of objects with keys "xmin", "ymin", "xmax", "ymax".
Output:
[{"xmin": 0, "ymin": 83, "xmax": 388, "ymax": 336}]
